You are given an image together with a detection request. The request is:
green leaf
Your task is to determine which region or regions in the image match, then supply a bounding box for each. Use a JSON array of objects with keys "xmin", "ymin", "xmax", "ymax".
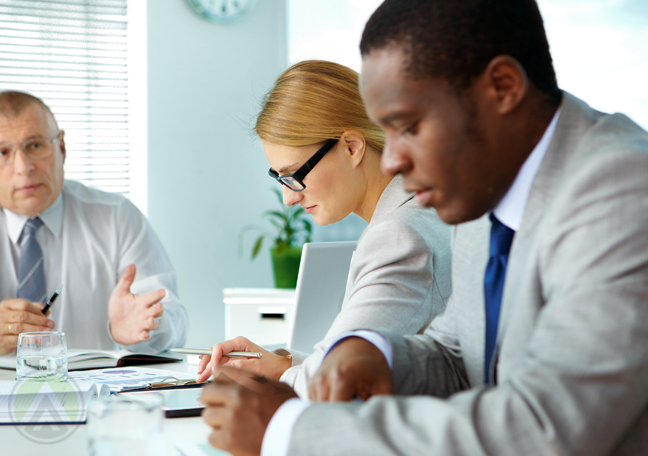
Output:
[
  {"xmin": 292, "ymin": 207, "xmax": 305, "ymax": 218},
  {"xmin": 240, "ymin": 186, "xmax": 312, "ymax": 260},
  {"xmin": 251, "ymin": 236, "xmax": 264, "ymax": 260}
]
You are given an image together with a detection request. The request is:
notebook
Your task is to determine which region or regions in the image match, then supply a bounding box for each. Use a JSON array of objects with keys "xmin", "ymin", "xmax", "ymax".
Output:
[
  {"xmin": 0, "ymin": 349, "xmax": 182, "ymax": 371},
  {"xmin": 0, "ymin": 380, "xmax": 109, "ymax": 425}
]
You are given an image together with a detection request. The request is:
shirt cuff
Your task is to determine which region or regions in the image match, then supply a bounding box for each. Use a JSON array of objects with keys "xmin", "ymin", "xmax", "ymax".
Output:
[
  {"xmin": 261, "ymin": 397, "xmax": 310, "ymax": 456},
  {"xmin": 321, "ymin": 330, "xmax": 393, "ymax": 369}
]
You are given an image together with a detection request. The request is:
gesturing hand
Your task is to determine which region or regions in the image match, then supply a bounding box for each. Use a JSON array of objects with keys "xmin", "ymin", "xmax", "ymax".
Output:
[
  {"xmin": 309, "ymin": 336, "xmax": 394, "ymax": 402},
  {"xmin": 108, "ymin": 264, "xmax": 165, "ymax": 345},
  {"xmin": 201, "ymin": 365, "xmax": 298, "ymax": 456},
  {"xmin": 196, "ymin": 336, "xmax": 292, "ymax": 383}
]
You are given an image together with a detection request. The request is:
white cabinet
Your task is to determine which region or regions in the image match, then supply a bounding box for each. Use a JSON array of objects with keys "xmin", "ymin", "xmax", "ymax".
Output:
[{"xmin": 223, "ymin": 288, "xmax": 295, "ymax": 346}]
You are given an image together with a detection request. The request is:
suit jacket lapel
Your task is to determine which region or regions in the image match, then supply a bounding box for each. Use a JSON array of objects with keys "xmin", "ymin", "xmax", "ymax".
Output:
[{"xmin": 495, "ymin": 92, "xmax": 597, "ymax": 362}]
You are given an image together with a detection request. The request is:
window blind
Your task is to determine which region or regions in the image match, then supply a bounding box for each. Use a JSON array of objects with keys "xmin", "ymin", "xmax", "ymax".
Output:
[{"xmin": 0, "ymin": 0, "xmax": 132, "ymax": 197}]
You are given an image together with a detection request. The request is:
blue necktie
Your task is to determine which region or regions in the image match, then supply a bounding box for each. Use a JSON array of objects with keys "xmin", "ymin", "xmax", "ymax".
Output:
[
  {"xmin": 483, "ymin": 214, "xmax": 515, "ymax": 384},
  {"xmin": 17, "ymin": 217, "xmax": 47, "ymax": 303}
]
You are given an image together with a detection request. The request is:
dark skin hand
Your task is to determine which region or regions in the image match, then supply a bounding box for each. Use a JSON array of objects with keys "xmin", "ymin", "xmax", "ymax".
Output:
[
  {"xmin": 309, "ymin": 336, "xmax": 394, "ymax": 402},
  {"xmin": 201, "ymin": 365, "xmax": 298, "ymax": 456}
]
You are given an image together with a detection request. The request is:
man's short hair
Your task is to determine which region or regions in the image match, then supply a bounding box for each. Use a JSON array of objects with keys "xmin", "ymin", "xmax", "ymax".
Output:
[
  {"xmin": 360, "ymin": 0, "xmax": 561, "ymax": 106},
  {"xmin": 0, "ymin": 91, "xmax": 57, "ymax": 123}
]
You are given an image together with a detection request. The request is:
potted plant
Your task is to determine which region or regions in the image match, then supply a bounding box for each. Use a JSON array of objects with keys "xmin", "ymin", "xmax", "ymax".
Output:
[{"xmin": 240, "ymin": 189, "xmax": 312, "ymax": 288}]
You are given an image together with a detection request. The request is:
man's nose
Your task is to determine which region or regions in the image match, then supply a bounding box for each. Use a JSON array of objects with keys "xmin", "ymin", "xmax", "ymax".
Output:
[
  {"xmin": 381, "ymin": 139, "xmax": 412, "ymax": 177},
  {"xmin": 12, "ymin": 148, "xmax": 34, "ymax": 175},
  {"xmin": 283, "ymin": 186, "xmax": 303, "ymax": 207}
]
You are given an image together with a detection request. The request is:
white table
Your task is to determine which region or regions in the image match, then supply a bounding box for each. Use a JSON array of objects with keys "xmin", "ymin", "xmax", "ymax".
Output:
[{"xmin": 0, "ymin": 359, "xmax": 215, "ymax": 455}]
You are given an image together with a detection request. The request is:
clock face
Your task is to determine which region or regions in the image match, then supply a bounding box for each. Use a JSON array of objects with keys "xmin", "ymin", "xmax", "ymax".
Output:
[{"xmin": 186, "ymin": 0, "xmax": 255, "ymax": 23}]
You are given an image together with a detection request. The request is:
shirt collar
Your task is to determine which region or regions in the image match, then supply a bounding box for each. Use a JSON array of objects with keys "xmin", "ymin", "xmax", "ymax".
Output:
[
  {"xmin": 2, "ymin": 191, "xmax": 64, "ymax": 244},
  {"xmin": 493, "ymin": 108, "xmax": 561, "ymax": 232}
]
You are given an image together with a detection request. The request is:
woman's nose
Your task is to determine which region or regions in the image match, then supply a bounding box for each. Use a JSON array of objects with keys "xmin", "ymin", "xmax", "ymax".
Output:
[{"xmin": 283, "ymin": 186, "xmax": 303, "ymax": 207}]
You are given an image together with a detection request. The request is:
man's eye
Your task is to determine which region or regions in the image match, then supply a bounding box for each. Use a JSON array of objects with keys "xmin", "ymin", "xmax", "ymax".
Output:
[
  {"xmin": 403, "ymin": 123, "xmax": 419, "ymax": 135},
  {"xmin": 0, "ymin": 148, "xmax": 10, "ymax": 157}
]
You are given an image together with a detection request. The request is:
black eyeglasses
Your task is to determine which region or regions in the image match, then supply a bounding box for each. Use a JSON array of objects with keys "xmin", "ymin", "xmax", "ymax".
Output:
[{"xmin": 268, "ymin": 139, "xmax": 338, "ymax": 192}]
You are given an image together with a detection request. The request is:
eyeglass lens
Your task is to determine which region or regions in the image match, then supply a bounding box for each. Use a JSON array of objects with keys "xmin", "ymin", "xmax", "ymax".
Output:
[{"xmin": 0, "ymin": 137, "xmax": 55, "ymax": 165}]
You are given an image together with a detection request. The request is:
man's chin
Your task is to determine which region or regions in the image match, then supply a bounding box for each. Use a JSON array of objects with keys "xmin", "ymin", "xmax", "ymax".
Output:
[
  {"xmin": 436, "ymin": 203, "xmax": 491, "ymax": 226},
  {"xmin": 7, "ymin": 198, "xmax": 53, "ymax": 217}
]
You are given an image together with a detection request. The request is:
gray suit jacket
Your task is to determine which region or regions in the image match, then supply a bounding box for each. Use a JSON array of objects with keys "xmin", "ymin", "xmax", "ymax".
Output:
[
  {"xmin": 288, "ymin": 93, "xmax": 648, "ymax": 455},
  {"xmin": 279, "ymin": 175, "xmax": 452, "ymax": 397}
]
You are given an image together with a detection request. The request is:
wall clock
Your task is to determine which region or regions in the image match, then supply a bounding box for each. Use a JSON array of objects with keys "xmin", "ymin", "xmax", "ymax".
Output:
[{"xmin": 185, "ymin": 0, "xmax": 256, "ymax": 23}]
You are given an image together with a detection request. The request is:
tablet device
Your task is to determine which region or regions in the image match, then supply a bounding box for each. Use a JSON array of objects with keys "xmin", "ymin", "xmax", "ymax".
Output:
[{"xmin": 116, "ymin": 387, "xmax": 205, "ymax": 418}]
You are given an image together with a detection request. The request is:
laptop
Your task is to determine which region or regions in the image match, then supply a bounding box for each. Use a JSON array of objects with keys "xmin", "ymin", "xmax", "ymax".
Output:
[{"xmin": 287, "ymin": 241, "xmax": 357, "ymax": 354}]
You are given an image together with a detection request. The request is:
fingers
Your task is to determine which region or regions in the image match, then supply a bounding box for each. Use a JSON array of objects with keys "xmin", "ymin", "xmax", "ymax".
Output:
[
  {"xmin": 371, "ymin": 376, "xmax": 395, "ymax": 397},
  {"xmin": 309, "ymin": 373, "xmax": 331, "ymax": 402},
  {"xmin": 148, "ymin": 302, "xmax": 164, "ymax": 318},
  {"xmin": 2, "ymin": 298, "xmax": 47, "ymax": 315},
  {"xmin": 201, "ymin": 372, "xmax": 296, "ymax": 456},
  {"xmin": 328, "ymin": 373, "xmax": 356, "ymax": 402},
  {"xmin": 136, "ymin": 289, "xmax": 166, "ymax": 309},
  {"xmin": 202, "ymin": 376, "xmax": 234, "ymax": 402},
  {"xmin": 0, "ymin": 335, "xmax": 19, "ymax": 355},
  {"xmin": 3, "ymin": 321, "xmax": 55, "ymax": 336},
  {"xmin": 0, "ymin": 300, "xmax": 54, "ymax": 334},
  {"xmin": 202, "ymin": 404, "xmax": 225, "ymax": 429},
  {"xmin": 212, "ymin": 366, "xmax": 276, "ymax": 396},
  {"xmin": 196, "ymin": 354, "xmax": 213, "ymax": 382},
  {"xmin": 211, "ymin": 337, "xmax": 257, "ymax": 366},
  {"xmin": 115, "ymin": 264, "xmax": 137, "ymax": 295}
]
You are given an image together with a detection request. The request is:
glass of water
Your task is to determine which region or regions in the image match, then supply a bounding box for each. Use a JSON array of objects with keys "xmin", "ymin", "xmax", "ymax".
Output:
[
  {"xmin": 87, "ymin": 395, "xmax": 165, "ymax": 456},
  {"xmin": 16, "ymin": 331, "xmax": 68, "ymax": 381}
]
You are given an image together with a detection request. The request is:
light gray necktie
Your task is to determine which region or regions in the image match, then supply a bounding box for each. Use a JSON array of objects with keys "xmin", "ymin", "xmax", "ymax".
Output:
[{"xmin": 17, "ymin": 217, "xmax": 47, "ymax": 303}]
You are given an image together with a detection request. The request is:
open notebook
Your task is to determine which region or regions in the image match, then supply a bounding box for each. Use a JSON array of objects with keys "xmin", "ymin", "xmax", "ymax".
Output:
[
  {"xmin": 0, "ymin": 349, "xmax": 182, "ymax": 371},
  {"xmin": 0, "ymin": 380, "xmax": 109, "ymax": 424}
]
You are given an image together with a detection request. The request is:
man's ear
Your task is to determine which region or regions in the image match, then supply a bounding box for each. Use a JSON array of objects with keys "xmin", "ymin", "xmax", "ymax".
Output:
[
  {"xmin": 58, "ymin": 131, "xmax": 66, "ymax": 163},
  {"xmin": 340, "ymin": 130, "xmax": 366, "ymax": 168},
  {"xmin": 483, "ymin": 55, "xmax": 529, "ymax": 115}
]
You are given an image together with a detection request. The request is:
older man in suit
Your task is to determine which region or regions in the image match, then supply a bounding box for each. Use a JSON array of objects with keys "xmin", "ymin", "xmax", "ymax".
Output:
[{"xmin": 200, "ymin": 1, "xmax": 648, "ymax": 455}]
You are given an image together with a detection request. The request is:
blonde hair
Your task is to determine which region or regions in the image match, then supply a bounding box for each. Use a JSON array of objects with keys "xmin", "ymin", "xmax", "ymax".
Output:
[{"xmin": 255, "ymin": 60, "xmax": 385, "ymax": 153}]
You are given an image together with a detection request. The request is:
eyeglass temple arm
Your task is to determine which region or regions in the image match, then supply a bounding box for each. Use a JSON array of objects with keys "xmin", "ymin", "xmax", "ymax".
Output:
[{"xmin": 293, "ymin": 139, "xmax": 338, "ymax": 182}]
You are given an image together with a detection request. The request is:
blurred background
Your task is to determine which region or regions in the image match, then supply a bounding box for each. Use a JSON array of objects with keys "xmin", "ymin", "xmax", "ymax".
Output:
[{"xmin": 0, "ymin": 0, "xmax": 645, "ymax": 348}]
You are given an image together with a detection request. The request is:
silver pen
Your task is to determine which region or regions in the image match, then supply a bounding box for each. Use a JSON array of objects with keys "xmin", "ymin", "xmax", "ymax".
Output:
[{"xmin": 171, "ymin": 348, "xmax": 262, "ymax": 358}]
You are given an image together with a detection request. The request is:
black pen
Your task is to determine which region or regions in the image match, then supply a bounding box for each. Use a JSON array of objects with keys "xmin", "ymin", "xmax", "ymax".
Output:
[{"xmin": 42, "ymin": 285, "xmax": 63, "ymax": 315}]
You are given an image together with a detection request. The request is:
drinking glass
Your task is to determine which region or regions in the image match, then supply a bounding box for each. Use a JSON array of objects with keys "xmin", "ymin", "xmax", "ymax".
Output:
[
  {"xmin": 16, "ymin": 331, "xmax": 68, "ymax": 381},
  {"xmin": 87, "ymin": 395, "xmax": 165, "ymax": 456}
]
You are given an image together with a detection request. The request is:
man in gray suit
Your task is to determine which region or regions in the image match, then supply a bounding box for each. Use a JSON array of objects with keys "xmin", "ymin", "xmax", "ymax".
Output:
[{"xmin": 201, "ymin": 1, "xmax": 648, "ymax": 455}]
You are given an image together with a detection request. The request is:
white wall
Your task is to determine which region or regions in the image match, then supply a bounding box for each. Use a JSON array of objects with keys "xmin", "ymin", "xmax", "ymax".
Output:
[
  {"xmin": 289, "ymin": 0, "xmax": 648, "ymax": 131},
  {"xmin": 537, "ymin": 0, "xmax": 648, "ymax": 131},
  {"xmin": 146, "ymin": 0, "xmax": 287, "ymax": 348}
]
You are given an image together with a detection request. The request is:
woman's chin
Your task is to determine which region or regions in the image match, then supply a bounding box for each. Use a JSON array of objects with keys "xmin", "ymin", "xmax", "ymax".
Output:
[{"xmin": 312, "ymin": 211, "xmax": 348, "ymax": 227}]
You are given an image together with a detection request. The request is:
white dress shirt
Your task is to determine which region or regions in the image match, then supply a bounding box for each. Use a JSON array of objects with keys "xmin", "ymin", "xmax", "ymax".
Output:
[
  {"xmin": 0, "ymin": 179, "xmax": 188, "ymax": 354},
  {"xmin": 261, "ymin": 108, "xmax": 562, "ymax": 456}
]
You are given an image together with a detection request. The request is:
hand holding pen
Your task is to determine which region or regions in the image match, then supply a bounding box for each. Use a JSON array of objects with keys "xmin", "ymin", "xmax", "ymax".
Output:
[
  {"xmin": 0, "ymin": 285, "xmax": 61, "ymax": 354},
  {"xmin": 193, "ymin": 336, "xmax": 293, "ymax": 383}
]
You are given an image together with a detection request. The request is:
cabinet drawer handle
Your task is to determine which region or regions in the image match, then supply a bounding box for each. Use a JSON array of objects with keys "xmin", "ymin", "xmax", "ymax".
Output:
[{"xmin": 258, "ymin": 307, "xmax": 286, "ymax": 320}]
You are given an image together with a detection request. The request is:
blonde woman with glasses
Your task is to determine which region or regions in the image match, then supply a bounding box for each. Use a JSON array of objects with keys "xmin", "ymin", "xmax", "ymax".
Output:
[{"xmin": 197, "ymin": 60, "xmax": 452, "ymax": 397}]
